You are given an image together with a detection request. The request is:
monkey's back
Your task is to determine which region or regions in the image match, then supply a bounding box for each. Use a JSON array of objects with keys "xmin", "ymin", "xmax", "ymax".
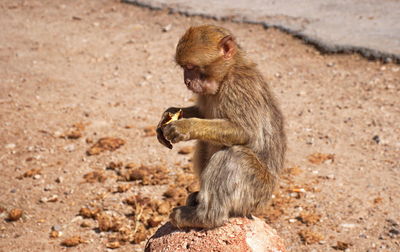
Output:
[{"xmin": 197, "ymin": 63, "xmax": 286, "ymax": 176}]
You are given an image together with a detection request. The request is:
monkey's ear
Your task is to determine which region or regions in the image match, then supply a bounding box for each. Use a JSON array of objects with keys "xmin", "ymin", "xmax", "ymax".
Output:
[{"xmin": 219, "ymin": 35, "xmax": 236, "ymax": 59}]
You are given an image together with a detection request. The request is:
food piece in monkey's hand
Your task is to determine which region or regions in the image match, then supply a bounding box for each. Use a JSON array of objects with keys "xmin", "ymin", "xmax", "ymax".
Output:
[
  {"xmin": 157, "ymin": 110, "xmax": 183, "ymax": 149},
  {"xmin": 162, "ymin": 110, "xmax": 183, "ymax": 126}
]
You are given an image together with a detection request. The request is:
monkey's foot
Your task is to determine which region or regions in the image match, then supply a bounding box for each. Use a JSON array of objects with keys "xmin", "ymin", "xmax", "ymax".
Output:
[
  {"xmin": 170, "ymin": 206, "xmax": 227, "ymax": 229},
  {"xmin": 186, "ymin": 191, "xmax": 199, "ymax": 207},
  {"xmin": 169, "ymin": 206, "xmax": 204, "ymax": 229}
]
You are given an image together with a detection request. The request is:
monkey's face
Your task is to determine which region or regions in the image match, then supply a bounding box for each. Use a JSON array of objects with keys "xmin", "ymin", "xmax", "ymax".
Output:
[
  {"xmin": 175, "ymin": 25, "xmax": 238, "ymax": 95},
  {"xmin": 183, "ymin": 65, "xmax": 219, "ymax": 95}
]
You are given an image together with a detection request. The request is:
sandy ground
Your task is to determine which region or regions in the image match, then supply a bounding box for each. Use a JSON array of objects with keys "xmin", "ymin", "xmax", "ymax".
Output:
[{"xmin": 0, "ymin": 0, "xmax": 399, "ymax": 251}]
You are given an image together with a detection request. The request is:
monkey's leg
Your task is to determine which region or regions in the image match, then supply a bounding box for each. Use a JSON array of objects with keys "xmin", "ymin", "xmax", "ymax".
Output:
[
  {"xmin": 170, "ymin": 146, "xmax": 276, "ymax": 229},
  {"xmin": 170, "ymin": 148, "xmax": 233, "ymax": 229}
]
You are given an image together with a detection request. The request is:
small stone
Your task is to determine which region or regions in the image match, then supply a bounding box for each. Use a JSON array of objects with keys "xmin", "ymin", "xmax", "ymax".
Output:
[
  {"xmin": 341, "ymin": 223, "xmax": 356, "ymax": 228},
  {"xmin": 52, "ymin": 225, "xmax": 63, "ymax": 231},
  {"xmin": 53, "ymin": 131, "xmax": 63, "ymax": 137},
  {"xmin": 64, "ymin": 144, "xmax": 76, "ymax": 152},
  {"xmin": 157, "ymin": 202, "xmax": 170, "ymax": 215},
  {"xmin": 55, "ymin": 177, "xmax": 63, "ymax": 183},
  {"xmin": 332, "ymin": 241, "xmax": 352, "ymax": 250},
  {"xmin": 33, "ymin": 174, "xmax": 41, "ymax": 180},
  {"xmin": 162, "ymin": 24, "xmax": 172, "ymax": 32},
  {"xmin": 47, "ymin": 195, "xmax": 58, "ymax": 202},
  {"xmin": 144, "ymin": 74, "xmax": 152, "ymax": 80},
  {"xmin": 148, "ymin": 216, "xmax": 163, "ymax": 228},
  {"xmin": 40, "ymin": 197, "xmax": 48, "ymax": 203},
  {"xmin": 106, "ymin": 241, "xmax": 121, "ymax": 249},
  {"xmin": 389, "ymin": 228, "xmax": 400, "ymax": 236},
  {"xmin": 44, "ymin": 184, "xmax": 54, "ymax": 191},
  {"xmin": 80, "ymin": 220, "xmax": 91, "ymax": 228},
  {"xmin": 8, "ymin": 208, "xmax": 23, "ymax": 221},
  {"xmin": 49, "ymin": 230, "xmax": 61, "ymax": 238},
  {"xmin": 61, "ymin": 236, "xmax": 86, "ymax": 247},
  {"xmin": 5, "ymin": 143, "xmax": 16, "ymax": 149},
  {"xmin": 71, "ymin": 216, "xmax": 83, "ymax": 223},
  {"xmin": 372, "ymin": 135, "xmax": 380, "ymax": 144},
  {"xmin": 288, "ymin": 218, "xmax": 297, "ymax": 223}
]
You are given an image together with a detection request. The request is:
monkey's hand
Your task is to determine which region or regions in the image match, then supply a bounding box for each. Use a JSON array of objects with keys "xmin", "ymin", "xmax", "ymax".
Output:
[
  {"xmin": 162, "ymin": 119, "xmax": 192, "ymax": 144},
  {"xmin": 157, "ymin": 109, "xmax": 183, "ymax": 149},
  {"xmin": 157, "ymin": 106, "xmax": 201, "ymax": 149}
]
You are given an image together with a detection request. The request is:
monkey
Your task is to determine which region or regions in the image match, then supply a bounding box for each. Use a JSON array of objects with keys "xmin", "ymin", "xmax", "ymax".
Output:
[{"xmin": 156, "ymin": 25, "xmax": 286, "ymax": 229}]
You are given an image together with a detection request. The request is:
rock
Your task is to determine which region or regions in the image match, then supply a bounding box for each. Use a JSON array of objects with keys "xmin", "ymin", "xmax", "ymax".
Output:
[
  {"xmin": 52, "ymin": 224, "xmax": 63, "ymax": 231},
  {"xmin": 8, "ymin": 208, "xmax": 23, "ymax": 221},
  {"xmin": 63, "ymin": 144, "xmax": 76, "ymax": 152},
  {"xmin": 145, "ymin": 217, "xmax": 286, "ymax": 252},
  {"xmin": 5, "ymin": 143, "xmax": 16, "ymax": 149},
  {"xmin": 44, "ymin": 184, "xmax": 54, "ymax": 191},
  {"xmin": 162, "ymin": 24, "xmax": 172, "ymax": 32}
]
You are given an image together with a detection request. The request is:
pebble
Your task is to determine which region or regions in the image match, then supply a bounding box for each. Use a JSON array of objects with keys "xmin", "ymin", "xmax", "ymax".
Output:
[
  {"xmin": 372, "ymin": 135, "xmax": 380, "ymax": 144},
  {"xmin": 52, "ymin": 224, "xmax": 63, "ymax": 231},
  {"xmin": 40, "ymin": 195, "xmax": 58, "ymax": 203},
  {"xmin": 55, "ymin": 177, "xmax": 64, "ymax": 183},
  {"xmin": 81, "ymin": 220, "xmax": 91, "ymax": 228},
  {"xmin": 288, "ymin": 218, "xmax": 297, "ymax": 223},
  {"xmin": 5, "ymin": 143, "xmax": 16, "ymax": 149},
  {"xmin": 389, "ymin": 228, "xmax": 400, "ymax": 236},
  {"xmin": 71, "ymin": 216, "xmax": 83, "ymax": 223},
  {"xmin": 33, "ymin": 174, "xmax": 41, "ymax": 180},
  {"xmin": 63, "ymin": 144, "xmax": 75, "ymax": 152},
  {"xmin": 53, "ymin": 131, "xmax": 62, "ymax": 137},
  {"xmin": 48, "ymin": 195, "xmax": 58, "ymax": 202},
  {"xmin": 162, "ymin": 24, "xmax": 172, "ymax": 32},
  {"xmin": 327, "ymin": 174, "xmax": 335, "ymax": 179},
  {"xmin": 44, "ymin": 184, "xmax": 54, "ymax": 191},
  {"xmin": 341, "ymin": 223, "xmax": 356, "ymax": 228},
  {"xmin": 144, "ymin": 74, "xmax": 152, "ymax": 80}
]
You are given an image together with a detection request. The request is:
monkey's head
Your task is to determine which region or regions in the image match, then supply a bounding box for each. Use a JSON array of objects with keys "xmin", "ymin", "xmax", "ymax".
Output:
[{"xmin": 175, "ymin": 25, "xmax": 238, "ymax": 95}]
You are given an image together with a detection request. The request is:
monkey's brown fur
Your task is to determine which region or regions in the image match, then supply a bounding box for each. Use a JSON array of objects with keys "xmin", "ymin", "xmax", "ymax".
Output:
[{"xmin": 157, "ymin": 25, "xmax": 286, "ymax": 229}]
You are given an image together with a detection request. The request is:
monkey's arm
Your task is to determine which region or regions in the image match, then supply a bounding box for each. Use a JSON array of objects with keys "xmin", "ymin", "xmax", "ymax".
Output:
[
  {"xmin": 163, "ymin": 118, "xmax": 249, "ymax": 146},
  {"xmin": 164, "ymin": 106, "xmax": 201, "ymax": 118}
]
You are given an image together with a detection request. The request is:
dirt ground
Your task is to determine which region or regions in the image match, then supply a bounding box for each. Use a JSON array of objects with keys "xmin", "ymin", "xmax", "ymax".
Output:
[{"xmin": 0, "ymin": 0, "xmax": 399, "ymax": 251}]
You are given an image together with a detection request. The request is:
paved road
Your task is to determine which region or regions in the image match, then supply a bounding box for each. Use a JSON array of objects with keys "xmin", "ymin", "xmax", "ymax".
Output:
[{"xmin": 124, "ymin": 0, "xmax": 400, "ymax": 62}]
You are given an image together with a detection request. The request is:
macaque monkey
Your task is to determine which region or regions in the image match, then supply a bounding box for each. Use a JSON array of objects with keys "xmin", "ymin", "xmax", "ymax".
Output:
[{"xmin": 157, "ymin": 25, "xmax": 286, "ymax": 229}]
